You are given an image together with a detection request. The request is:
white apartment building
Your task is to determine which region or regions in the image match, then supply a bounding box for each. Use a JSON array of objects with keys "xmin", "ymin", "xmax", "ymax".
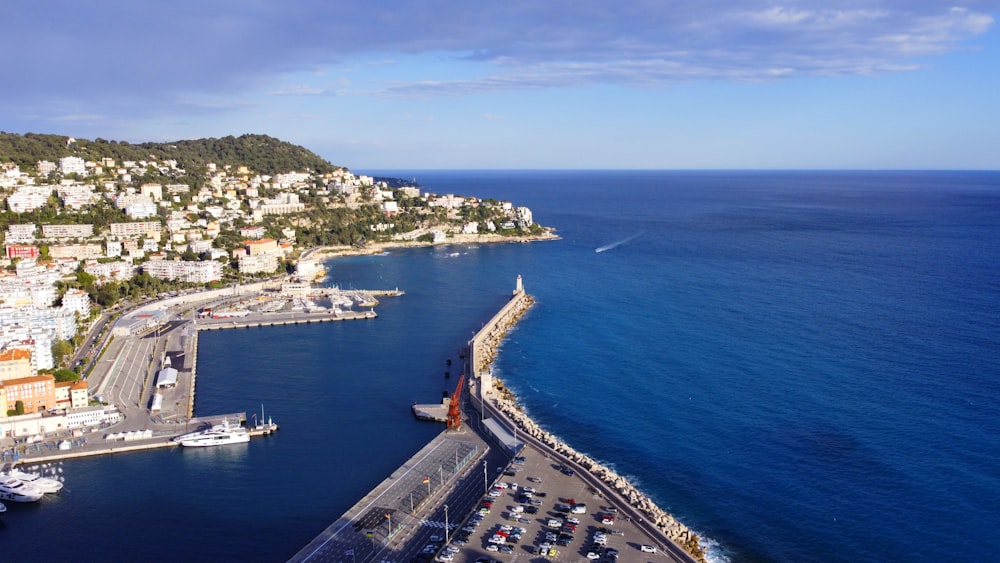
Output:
[
  {"xmin": 61, "ymin": 289, "xmax": 91, "ymax": 317},
  {"xmin": 109, "ymin": 221, "xmax": 162, "ymax": 238},
  {"xmin": 56, "ymin": 184, "xmax": 97, "ymax": 209},
  {"xmin": 83, "ymin": 260, "xmax": 136, "ymax": 284},
  {"xmin": 58, "ymin": 156, "xmax": 87, "ymax": 176},
  {"xmin": 258, "ymin": 193, "xmax": 305, "ymax": 215},
  {"xmin": 4, "ymin": 223, "xmax": 36, "ymax": 243},
  {"xmin": 140, "ymin": 183, "xmax": 163, "ymax": 202},
  {"xmin": 35, "ymin": 160, "xmax": 57, "ymax": 175},
  {"xmin": 41, "ymin": 224, "xmax": 95, "ymax": 239},
  {"xmin": 6, "ymin": 186, "xmax": 53, "ymax": 213},
  {"xmin": 48, "ymin": 243, "xmax": 103, "ymax": 260},
  {"xmin": 143, "ymin": 257, "xmax": 222, "ymax": 283},
  {"xmin": 105, "ymin": 240, "xmax": 122, "ymax": 257},
  {"xmin": 237, "ymin": 252, "xmax": 279, "ymax": 275},
  {"xmin": 0, "ymin": 307, "xmax": 77, "ymax": 341}
]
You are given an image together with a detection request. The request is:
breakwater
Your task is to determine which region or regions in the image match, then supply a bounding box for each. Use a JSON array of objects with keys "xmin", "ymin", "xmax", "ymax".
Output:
[
  {"xmin": 470, "ymin": 278, "xmax": 534, "ymax": 378},
  {"xmin": 470, "ymin": 279, "xmax": 706, "ymax": 562}
]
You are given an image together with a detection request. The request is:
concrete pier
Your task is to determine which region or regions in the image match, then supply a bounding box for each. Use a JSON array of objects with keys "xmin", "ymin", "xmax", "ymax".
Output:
[
  {"xmin": 289, "ymin": 430, "xmax": 490, "ymax": 563},
  {"xmin": 292, "ymin": 277, "xmax": 700, "ymax": 563}
]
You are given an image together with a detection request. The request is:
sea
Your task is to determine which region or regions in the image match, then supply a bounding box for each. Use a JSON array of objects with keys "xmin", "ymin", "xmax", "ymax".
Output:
[{"xmin": 2, "ymin": 171, "xmax": 998, "ymax": 563}]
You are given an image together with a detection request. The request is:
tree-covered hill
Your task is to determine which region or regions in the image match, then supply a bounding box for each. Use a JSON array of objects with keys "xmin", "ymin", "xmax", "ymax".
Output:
[{"xmin": 0, "ymin": 132, "xmax": 341, "ymax": 176}]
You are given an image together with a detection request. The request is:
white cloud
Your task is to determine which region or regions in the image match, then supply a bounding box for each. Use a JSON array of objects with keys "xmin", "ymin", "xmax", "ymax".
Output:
[{"xmin": 268, "ymin": 85, "xmax": 326, "ymax": 96}]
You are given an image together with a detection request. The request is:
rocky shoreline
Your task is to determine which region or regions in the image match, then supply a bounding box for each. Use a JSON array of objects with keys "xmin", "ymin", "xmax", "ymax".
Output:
[
  {"xmin": 476, "ymin": 294, "xmax": 708, "ymax": 562},
  {"xmin": 307, "ymin": 230, "xmax": 560, "ymax": 259}
]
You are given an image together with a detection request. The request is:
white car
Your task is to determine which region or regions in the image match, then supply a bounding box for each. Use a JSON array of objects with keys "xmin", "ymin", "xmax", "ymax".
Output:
[
  {"xmin": 486, "ymin": 544, "xmax": 500, "ymax": 552},
  {"xmin": 641, "ymin": 545, "xmax": 657, "ymax": 553},
  {"xmin": 586, "ymin": 552, "xmax": 602, "ymax": 560},
  {"xmin": 488, "ymin": 489, "xmax": 502, "ymax": 497}
]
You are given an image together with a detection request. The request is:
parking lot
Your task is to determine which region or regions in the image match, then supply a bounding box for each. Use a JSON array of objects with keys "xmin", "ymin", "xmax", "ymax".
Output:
[{"xmin": 422, "ymin": 444, "xmax": 667, "ymax": 563}]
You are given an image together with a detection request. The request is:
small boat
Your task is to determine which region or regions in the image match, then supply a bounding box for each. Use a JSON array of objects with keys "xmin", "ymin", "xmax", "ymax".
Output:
[
  {"xmin": 0, "ymin": 474, "xmax": 44, "ymax": 502},
  {"xmin": 173, "ymin": 419, "xmax": 250, "ymax": 447},
  {"xmin": 2, "ymin": 467, "xmax": 63, "ymax": 494}
]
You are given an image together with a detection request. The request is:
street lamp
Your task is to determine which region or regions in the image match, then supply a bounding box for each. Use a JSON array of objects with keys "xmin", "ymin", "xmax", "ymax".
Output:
[
  {"xmin": 483, "ymin": 459, "xmax": 488, "ymax": 495},
  {"xmin": 444, "ymin": 504, "xmax": 450, "ymax": 544}
]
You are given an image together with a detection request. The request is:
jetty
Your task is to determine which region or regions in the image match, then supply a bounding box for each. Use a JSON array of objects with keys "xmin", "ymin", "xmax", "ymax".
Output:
[{"xmin": 293, "ymin": 276, "xmax": 701, "ymax": 563}]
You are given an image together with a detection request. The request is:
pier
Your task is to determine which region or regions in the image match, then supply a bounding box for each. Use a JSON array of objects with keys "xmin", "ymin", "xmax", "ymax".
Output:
[
  {"xmin": 195, "ymin": 308, "xmax": 376, "ymax": 330},
  {"xmin": 293, "ymin": 276, "xmax": 700, "ymax": 563}
]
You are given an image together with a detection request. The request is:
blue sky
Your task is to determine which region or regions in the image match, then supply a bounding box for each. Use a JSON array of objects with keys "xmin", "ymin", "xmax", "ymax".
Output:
[{"xmin": 2, "ymin": 1, "xmax": 999, "ymax": 169}]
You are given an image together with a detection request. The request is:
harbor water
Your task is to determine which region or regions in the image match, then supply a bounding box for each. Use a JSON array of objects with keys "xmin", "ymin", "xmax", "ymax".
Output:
[{"xmin": 2, "ymin": 171, "xmax": 998, "ymax": 562}]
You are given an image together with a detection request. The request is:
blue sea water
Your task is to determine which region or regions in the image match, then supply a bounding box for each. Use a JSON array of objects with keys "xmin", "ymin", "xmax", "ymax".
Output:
[{"xmin": 2, "ymin": 171, "xmax": 998, "ymax": 562}]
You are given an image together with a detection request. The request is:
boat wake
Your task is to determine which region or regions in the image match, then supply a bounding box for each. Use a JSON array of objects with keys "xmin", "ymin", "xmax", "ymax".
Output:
[{"xmin": 595, "ymin": 232, "xmax": 642, "ymax": 253}]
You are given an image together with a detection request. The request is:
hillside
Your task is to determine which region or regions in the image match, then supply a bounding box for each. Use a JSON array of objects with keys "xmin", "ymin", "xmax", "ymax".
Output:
[{"xmin": 0, "ymin": 132, "xmax": 341, "ymax": 176}]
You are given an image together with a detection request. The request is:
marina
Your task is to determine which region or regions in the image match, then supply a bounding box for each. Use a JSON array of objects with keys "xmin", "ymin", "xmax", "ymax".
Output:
[{"xmin": 2, "ymin": 279, "xmax": 393, "ymax": 466}]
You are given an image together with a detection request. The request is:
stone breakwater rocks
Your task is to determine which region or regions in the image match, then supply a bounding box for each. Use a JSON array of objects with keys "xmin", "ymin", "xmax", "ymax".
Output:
[
  {"xmin": 475, "ymin": 294, "xmax": 534, "ymax": 375},
  {"xmin": 493, "ymin": 396, "xmax": 706, "ymax": 561},
  {"xmin": 476, "ymin": 293, "xmax": 706, "ymax": 562}
]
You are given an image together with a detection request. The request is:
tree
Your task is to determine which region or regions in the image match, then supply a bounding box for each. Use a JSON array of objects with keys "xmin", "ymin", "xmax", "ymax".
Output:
[
  {"xmin": 51, "ymin": 339, "xmax": 75, "ymax": 367},
  {"xmin": 53, "ymin": 369, "xmax": 80, "ymax": 382}
]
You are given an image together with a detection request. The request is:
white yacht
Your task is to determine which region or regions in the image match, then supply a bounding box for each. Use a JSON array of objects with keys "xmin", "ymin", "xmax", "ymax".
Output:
[
  {"xmin": 0, "ymin": 474, "xmax": 44, "ymax": 502},
  {"xmin": 3, "ymin": 467, "xmax": 63, "ymax": 494},
  {"xmin": 173, "ymin": 420, "xmax": 250, "ymax": 447}
]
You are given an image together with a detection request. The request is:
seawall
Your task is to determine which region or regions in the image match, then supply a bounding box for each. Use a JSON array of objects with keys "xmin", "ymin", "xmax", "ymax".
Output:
[{"xmin": 469, "ymin": 281, "xmax": 706, "ymax": 562}]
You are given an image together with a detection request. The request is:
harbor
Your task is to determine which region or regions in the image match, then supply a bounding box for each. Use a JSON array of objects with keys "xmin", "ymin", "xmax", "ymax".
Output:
[
  {"xmin": 1, "ymin": 278, "xmax": 395, "ymax": 465},
  {"xmin": 2, "ymin": 273, "xmax": 700, "ymax": 563},
  {"xmin": 293, "ymin": 277, "xmax": 701, "ymax": 563}
]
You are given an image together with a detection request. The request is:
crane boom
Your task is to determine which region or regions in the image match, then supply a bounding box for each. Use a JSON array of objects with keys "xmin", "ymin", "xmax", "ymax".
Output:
[{"xmin": 446, "ymin": 374, "xmax": 465, "ymax": 430}]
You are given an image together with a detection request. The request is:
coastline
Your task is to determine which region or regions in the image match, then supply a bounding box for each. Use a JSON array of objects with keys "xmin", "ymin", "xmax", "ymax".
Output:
[
  {"xmin": 467, "ymin": 289, "xmax": 708, "ymax": 562},
  {"xmin": 305, "ymin": 229, "xmax": 560, "ymax": 259}
]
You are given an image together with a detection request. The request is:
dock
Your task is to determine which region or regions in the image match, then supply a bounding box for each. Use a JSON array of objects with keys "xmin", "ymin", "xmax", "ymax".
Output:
[
  {"xmin": 289, "ymin": 429, "xmax": 489, "ymax": 563},
  {"xmin": 195, "ymin": 309, "xmax": 376, "ymax": 331},
  {"xmin": 411, "ymin": 398, "xmax": 451, "ymax": 422}
]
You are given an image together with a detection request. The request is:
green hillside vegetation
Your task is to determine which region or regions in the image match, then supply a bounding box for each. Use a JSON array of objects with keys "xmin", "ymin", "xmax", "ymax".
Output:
[{"xmin": 0, "ymin": 132, "xmax": 340, "ymax": 176}]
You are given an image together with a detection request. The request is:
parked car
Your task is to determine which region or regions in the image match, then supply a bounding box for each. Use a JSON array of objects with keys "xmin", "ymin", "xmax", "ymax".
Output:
[{"xmin": 640, "ymin": 545, "xmax": 657, "ymax": 553}]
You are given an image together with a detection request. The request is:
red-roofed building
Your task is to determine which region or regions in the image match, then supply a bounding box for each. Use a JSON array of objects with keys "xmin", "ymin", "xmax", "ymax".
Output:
[
  {"xmin": 5, "ymin": 244, "xmax": 39, "ymax": 259},
  {"xmin": 0, "ymin": 349, "xmax": 33, "ymax": 382}
]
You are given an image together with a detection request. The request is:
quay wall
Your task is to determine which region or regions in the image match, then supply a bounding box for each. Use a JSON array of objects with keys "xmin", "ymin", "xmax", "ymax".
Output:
[
  {"xmin": 15, "ymin": 437, "xmax": 178, "ymax": 464},
  {"xmin": 188, "ymin": 330, "xmax": 199, "ymax": 419},
  {"xmin": 194, "ymin": 309, "xmax": 376, "ymax": 331},
  {"xmin": 469, "ymin": 288, "xmax": 533, "ymax": 378}
]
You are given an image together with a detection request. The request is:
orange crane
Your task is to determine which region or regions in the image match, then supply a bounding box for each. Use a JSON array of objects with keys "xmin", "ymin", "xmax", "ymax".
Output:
[{"xmin": 446, "ymin": 374, "xmax": 465, "ymax": 430}]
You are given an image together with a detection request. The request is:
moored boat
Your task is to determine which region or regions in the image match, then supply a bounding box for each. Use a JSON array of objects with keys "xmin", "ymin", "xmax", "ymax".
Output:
[
  {"xmin": 2, "ymin": 467, "xmax": 63, "ymax": 494},
  {"xmin": 0, "ymin": 474, "xmax": 44, "ymax": 502},
  {"xmin": 172, "ymin": 419, "xmax": 250, "ymax": 447}
]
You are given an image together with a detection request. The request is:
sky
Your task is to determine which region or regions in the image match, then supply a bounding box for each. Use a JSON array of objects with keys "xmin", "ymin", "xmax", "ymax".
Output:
[{"xmin": 2, "ymin": 1, "xmax": 1000, "ymax": 170}]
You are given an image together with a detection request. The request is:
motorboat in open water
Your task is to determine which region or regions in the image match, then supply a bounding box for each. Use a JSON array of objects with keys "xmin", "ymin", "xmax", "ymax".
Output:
[
  {"xmin": 0, "ymin": 473, "xmax": 44, "ymax": 502},
  {"xmin": 172, "ymin": 419, "xmax": 250, "ymax": 447},
  {"xmin": 2, "ymin": 467, "xmax": 63, "ymax": 494}
]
